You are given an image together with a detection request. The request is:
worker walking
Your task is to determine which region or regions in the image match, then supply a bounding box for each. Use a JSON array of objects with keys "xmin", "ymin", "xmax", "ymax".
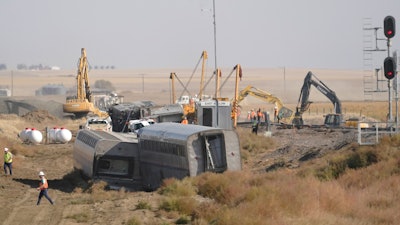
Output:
[
  {"xmin": 36, "ymin": 171, "xmax": 54, "ymax": 205},
  {"xmin": 3, "ymin": 148, "xmax": 13, "ymax": 175}
]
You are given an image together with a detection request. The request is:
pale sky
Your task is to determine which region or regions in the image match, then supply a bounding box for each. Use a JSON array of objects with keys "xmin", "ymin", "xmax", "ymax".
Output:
[{"xmin": 0, "ymin": 0, "xmax": 399, "ymax": 70}]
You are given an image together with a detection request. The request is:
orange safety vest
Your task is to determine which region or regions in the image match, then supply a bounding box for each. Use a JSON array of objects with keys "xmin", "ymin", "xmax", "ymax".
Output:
[
  {"xmin": 248, "ymin": 111, "xmax": 256, "ymax": 119},
  {"xmin": 40, "ymin": 177, "xmax": 49, "ymax": 190},
  {"xmin": 257, "ymin": 111, "xmax": 263, "ymax": 118}
]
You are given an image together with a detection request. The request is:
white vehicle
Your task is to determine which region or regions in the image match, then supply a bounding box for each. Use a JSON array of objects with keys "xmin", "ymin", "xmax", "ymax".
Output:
[
  {"xmin": 0, "ymin": 88, "xmax": 11, "ymax": 97},
  {"xmin": 84, "ymin": 117, "xmax": 112, "ymax": 132},
  {"xmin": 128, "ymin": 119, "xmax": 155, "ymax": 134},
  {"xmin": 176, "ymin": 95, "xmax": 190, "ymax": 105}
]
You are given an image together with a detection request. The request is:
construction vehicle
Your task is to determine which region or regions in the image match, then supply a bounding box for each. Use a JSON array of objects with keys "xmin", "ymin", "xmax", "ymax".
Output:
[
  {"xmin": 293, "ymin": 71, "xmax": 342, "ymax": 127},
  {"xmin": 170, "ymin": 51, "xmax": 208, "ymax": 123},
  {"xmin": 63, "ymin": 48, "xmax": 108, "ymax": 118},
  {"xmin": 234, "ymin": 85, "xmax": 294, "ymax": 125}
]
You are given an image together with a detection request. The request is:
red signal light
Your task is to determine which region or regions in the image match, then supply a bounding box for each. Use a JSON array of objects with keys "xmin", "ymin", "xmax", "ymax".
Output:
[
  {"xmin": 384, "ymin": 16, "xmax": 396, "ymax": 39},
  {"xmin": 384, "ymin": 57, "xmax": 396, "ymax": 80}
]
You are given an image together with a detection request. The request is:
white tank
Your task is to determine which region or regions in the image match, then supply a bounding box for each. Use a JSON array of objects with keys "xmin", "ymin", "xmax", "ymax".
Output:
[
  {"xmin": 19, "ymin": 128, "xmax": 31, "ymax": 142},
  {"xmin": 56, "ymin": 128, "xmax": 72, "ymax": 143},
  {"xmin": 48, "ymin": 127, "xmax": 60, "ymax": 143},
  {"xmin": 29, "ymin": 128, "xmax": 43, "ymax": 144}
]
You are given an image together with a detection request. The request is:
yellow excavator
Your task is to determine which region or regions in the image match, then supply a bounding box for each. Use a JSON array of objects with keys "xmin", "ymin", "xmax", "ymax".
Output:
[
  {"xmin": 63, "ymin": 48, "xmax": 108, "ymax": 118},
  {"xmin": 232, "ymin": 85, "xmax": 294, "ymax": 126}
]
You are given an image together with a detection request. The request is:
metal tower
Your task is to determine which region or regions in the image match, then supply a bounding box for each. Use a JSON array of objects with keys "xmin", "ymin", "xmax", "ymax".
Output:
[{"xmin": 363, "ymin": 18, "xmax": 387, "ymax": 101}]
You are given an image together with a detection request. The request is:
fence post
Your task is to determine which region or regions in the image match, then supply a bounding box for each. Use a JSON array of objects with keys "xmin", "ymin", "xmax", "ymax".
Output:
[{"xmin": 358, "ymin": 123, "xmax": 361, "ymax": 144}]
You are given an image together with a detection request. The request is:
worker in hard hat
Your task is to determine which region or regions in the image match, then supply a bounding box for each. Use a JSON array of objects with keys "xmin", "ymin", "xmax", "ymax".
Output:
[
  {"xmin": 36, "ymin": 171, "xmax": 54, "ymax": 205},
  {"xmin": 3, "ymin": 148, "xmax": 13, "ymax": 175}
]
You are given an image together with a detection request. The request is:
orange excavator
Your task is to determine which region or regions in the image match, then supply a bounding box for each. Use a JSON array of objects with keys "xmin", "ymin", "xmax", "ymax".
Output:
[{"xmin": 63, "ymin": 48, "xmax": 108, "ymax": 118}]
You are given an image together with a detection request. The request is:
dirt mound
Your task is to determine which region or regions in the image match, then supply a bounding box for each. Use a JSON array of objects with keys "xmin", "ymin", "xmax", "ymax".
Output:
[{"xmin": 21, "ymin": 109, "xmax": 60, "ymax": 124}]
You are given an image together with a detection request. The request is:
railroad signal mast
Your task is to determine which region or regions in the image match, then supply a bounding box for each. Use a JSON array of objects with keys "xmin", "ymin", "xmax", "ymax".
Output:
[
  {"xmin": 383, "ymin": 16, "xmax": 397, "ymax": 124},
  {"xmin": 383, "ymin": 15, "xmax": 396, "ymax": 79}
]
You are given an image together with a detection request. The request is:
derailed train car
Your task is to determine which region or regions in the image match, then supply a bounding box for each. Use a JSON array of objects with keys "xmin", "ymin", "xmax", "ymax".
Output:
[
  {"xmin": 73, "ymin": 123, "xmax": 241, "ymax": 190},
  {"xmin": 73, "ymin": 130, "xmax": 142, "ymax": 189},
  {"xmin": 137, "ymin": 123, "xmax": 241, "ymax": 190}
]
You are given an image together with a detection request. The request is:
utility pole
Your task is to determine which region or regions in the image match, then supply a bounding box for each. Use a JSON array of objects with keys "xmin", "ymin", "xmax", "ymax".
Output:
[
  {"xmin": 394, "ymin": 51, "xmax": 398, "ymax": 131},
  {"xmin": 11, "ymin": 70, "xmax": 13, "ymax": 96},
  {"xmin": 212, "ymin": 0, "xmax": 217, "ymax": 73},
  {"xmin": 170, "ymin": 72, "xmax": 176, "ymax": 104},
  {"xmin": 141, "ymin": 74, "xmax": 144, "ymax": 93}
]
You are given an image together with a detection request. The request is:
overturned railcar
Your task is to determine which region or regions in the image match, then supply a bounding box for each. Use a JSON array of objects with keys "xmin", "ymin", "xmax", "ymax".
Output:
[
  {"xmin": 73, "ymin": 130, "xmax": 142, "ymax": 189},
  {"xmin": 137, "ymin": 123, "xmax": 241, "ymax": 190}
]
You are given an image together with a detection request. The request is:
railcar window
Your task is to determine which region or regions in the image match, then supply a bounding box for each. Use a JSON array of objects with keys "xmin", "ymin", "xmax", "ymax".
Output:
[
  {"xmin": 97, "ymin": 158, "xmax": 130, "ymax": 176},
  {"xmin": 203, "ymin": 108, "xmax": 213, "ymax": 127},
  {"xmin": 98, "ymin": 160, "xmax": 111, "ymax": 170},
  {"xmin": 89, "ymin": 120, "xmax": 107, "ymax": 125},
  {"xmin": 141, "ymin": 140, "xmax": 186, "ymax": 156},
  {"xmin": 77, "ymin": 132, "xmax": 98, "ymax": 148}
]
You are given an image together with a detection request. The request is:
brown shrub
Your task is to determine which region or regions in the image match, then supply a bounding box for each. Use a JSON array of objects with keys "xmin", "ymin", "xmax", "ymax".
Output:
[
  {"xmin": 194, "ymin": 171, "xmax": 251, "ymax": 207},
  {"xmin": 159, "ymin": 196, "xmax": 198, "ymax": 216},
  {"xmin": 158, "ymin": 177, "xmax": 197, "ymax": 197}
]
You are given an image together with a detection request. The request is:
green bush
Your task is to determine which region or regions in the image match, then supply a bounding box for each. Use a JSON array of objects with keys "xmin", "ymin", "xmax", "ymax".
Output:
[
  {"xmin": 315, "ymin": 148, "xmax": 379, "ymax": 181},
  {"xmin": 136, "ymin": 200, "xmax": 151, "ymax": 210}
]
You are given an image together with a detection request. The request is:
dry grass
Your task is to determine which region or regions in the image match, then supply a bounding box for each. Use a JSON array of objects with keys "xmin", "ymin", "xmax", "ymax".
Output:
[
  {"xmin": 154, "ymin": 133, "xmax": 400, "ymax": 225},
  {"xmin": 235, "ymin": 126, "xmax": 275, "ymax": 163}
]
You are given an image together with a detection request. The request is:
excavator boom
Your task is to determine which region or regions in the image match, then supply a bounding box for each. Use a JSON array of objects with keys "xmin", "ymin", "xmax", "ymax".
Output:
[
  {"xmin": 63, "ymin": 48, "xmax": 108, "ymax": 118},
  {"xmin": 294, "ymin": 71, "xmax": 342, "ymax": 127},
  {"xmin": 233, "ymin": 85, "xmax": 294, "ymax": 124}
]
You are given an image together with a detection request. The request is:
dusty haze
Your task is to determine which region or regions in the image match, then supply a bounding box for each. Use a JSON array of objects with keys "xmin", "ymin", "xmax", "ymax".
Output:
[{"xmin": 0, "ymin": 68, "xmax": 389, "ymax": 106}]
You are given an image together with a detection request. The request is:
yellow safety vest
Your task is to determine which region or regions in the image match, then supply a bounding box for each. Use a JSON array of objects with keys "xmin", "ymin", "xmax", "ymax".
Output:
[{"xmin": 4, "ymin": 152, "xmax": 12, "ymax": 163}]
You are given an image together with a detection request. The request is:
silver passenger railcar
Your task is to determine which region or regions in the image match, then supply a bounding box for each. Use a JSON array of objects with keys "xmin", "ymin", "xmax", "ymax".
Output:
[
  {"xmin": 137, "ymin": 122, "xmax": 241, "ymax": 190},
  {"xmin": 73, "ymin": 130, "xmax": 141, "ymax": 189}
]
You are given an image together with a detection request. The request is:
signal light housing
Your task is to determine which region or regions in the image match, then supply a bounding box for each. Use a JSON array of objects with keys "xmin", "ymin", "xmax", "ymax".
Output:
[
  {"xmin": 384, "ymin": 57, "xmax": 396, "ymax": 80},
  {"xmin": 384, "ymin": 16, "xmax": 396, "ymax": 39}
]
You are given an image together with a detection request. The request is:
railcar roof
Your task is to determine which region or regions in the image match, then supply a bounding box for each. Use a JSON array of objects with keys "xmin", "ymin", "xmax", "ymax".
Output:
[
  {"xmin": 79, "ymin": 130, "xmax": 139, "ymax": 143},
  {"xmin": 138, "ymin": 122, "xmax": 221, "ymax": 140}
]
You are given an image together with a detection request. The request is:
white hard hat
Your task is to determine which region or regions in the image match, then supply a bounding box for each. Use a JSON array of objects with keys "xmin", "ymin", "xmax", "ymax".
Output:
[
  {"xmin": 38, "ymin": 171, "xmax": 45, "ymax": 176},
  {"xmin": 4, "ymin": 148, "xmax": 8, "ymax": 152}
]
